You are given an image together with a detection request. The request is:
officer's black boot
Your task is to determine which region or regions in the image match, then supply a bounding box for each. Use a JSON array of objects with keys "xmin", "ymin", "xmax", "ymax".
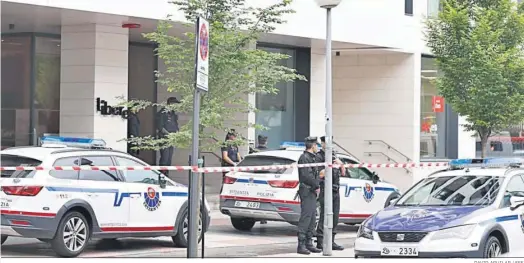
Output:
[
  {"xmin": 332, "ymin": 234, "xmax": 345, "ymax": 251},
  {"xmin": 297, "ymin": 235, "xmax": 310, "ymax": 255},
  {"xmin": 316, "ymin": 236, "xmax": 323, "ymax": 250},
  {"xmin": 306, "ymin": 238, "xmax": 322, "ymax": 253}
]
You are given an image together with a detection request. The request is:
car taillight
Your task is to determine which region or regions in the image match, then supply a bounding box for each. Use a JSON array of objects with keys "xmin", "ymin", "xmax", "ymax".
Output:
[
  {"xmin": 1, "ymin": 186, "xmax": 43, "ymax": 196},
  {"xmin": 268, "ymin": 180, "xmax": 299, "ymax": 189},
  {"xmin": 223, "ymin": 176, "xmax": 237, "ymax": 184}
]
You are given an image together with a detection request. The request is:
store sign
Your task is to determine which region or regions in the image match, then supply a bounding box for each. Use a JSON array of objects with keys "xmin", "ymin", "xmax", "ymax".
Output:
[
  {"xmin": 96, "ymin": 98, "xmax": 128, "ymax": 118},
  {"xmin": 432, "ymin": 96, "xmax": 444, "ymax": 113}
]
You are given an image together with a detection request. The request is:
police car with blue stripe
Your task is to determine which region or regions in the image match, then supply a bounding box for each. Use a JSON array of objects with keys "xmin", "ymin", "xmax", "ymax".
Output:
[
  {"xmin": 0, "ymin": 136, "xmax": 210, "ymax": 257},
  {"xmin": 354, "ymin": 158, "xmax": 524, "ymax": 258},
  {"xmin": 219, "ymin": 141, "xmax": 401, "ymax": 231}
]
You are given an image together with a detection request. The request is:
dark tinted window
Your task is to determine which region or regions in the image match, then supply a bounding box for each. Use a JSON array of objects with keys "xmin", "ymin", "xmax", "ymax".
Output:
[
  {"xmin": 0, "ymin": 154, "xmax": 42, "ymax": 178},
  {"xmin": 339, "ymin": 157, "xmax": 373, "ymax": 180},
  {"xmin": 115, "ymin": 157, "xmax": 160, "ymax": 185},
  {"xmin": 51, "ymin": 157, "xmax": 79, "ymax": 180},
  {"xmin": 405, "ymin": 0, "xmax": 413, "ymax": 15},
  {"xmin": 78, "ymin": 156, "xmax": 119, "ymax": 182},
  {"xmin": 237, "ymin": 155, "xmax": 295, "ymax": 174}
]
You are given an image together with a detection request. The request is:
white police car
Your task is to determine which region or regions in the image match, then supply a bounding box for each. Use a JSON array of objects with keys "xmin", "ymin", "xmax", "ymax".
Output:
[
  {"xmin": 0, "ymin": 136, "xmax": 210, "ymax": 257},
  {"xmin": 219, "ymin": 142, "xmax": 401, "ymax": 231},
  {"xmin": 354, "ymin": 158, "xmax": 524, "ymax": 258}
]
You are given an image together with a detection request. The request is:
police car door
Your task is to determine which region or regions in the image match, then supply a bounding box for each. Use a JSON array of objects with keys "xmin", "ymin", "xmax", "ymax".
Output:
[
  {"xmin": 499, "ymin": 174, "xmax": 524, "ymax": 252},
  {"xmin": 115, "ymin": 157, "xmax": 176, "ymax": 232},
  {"xmin": 338, "ymin": 157, "xmax": 388, "ymax": 216}
]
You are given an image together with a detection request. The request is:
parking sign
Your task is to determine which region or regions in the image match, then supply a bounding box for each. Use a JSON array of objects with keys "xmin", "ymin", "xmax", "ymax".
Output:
[{"xmin": 196, "ymin": 17, "xmax": 209, "ymax": 92}]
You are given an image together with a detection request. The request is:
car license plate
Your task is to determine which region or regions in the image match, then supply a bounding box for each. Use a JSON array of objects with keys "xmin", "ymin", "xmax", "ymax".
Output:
[
  {"xmin": 380, "ymin": 246, "xmax": 418, "ymax": 256},
  {"xmin": 0, "ymin": 198, "xmax": 11, "ymax": 209},
  {"xmin": 234, "ymin": 201, "xmax": 260, "ymax": 209}
]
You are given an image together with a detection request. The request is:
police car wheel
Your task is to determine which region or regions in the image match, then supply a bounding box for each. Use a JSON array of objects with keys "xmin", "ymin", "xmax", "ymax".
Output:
[
  {"xmin": 1, "ymin": 235, "xmax": 7, "ymax": 245},
  {"xmin": 231, "ymin": 218, "xmax": 256, "ymax": 231},
  {"xmin": 50, "ymin": 211, "xmax": 90, "ymax": 257},
  {"xmin": 483, "ymin": 236, "xmax": 502, "ymax": 258},
  {"xmin": 172, "ymin": 208, "xmax": 203, "ymax": 247}
]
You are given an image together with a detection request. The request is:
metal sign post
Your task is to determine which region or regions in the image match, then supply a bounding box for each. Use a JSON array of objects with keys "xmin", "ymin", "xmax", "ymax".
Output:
[{"xmin": 188, "ymin": 16, "xmax": 209, "ymax": 258}]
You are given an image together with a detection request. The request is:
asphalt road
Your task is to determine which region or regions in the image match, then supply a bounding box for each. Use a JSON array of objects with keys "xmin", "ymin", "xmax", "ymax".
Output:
[{"xmin": 0, "ymin": 212, "xmax": 358, "ymax": 258}]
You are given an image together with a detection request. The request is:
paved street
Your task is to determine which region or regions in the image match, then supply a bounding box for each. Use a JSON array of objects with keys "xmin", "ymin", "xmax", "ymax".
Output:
[{"xmin": 0, "ymin": 212, "xmax": 357, "ymax": 258}]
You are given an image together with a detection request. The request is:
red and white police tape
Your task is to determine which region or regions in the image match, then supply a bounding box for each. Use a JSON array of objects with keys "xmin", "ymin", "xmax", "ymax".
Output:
[{"xmin": 0, "ymin": 162, "xmax": 452, "ymax": 173}]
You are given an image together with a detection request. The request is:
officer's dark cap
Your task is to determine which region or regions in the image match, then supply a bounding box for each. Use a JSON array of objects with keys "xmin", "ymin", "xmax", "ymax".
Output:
[
  {"xmin": 167, "ymin": 97, "xmax": 181, "ymax": 104},
  {"xmin": 305, "ymin": 136, "xmax": 318, "ymax": 143},
  {"xmin": 258, "ymin": 135, "xmax": 268, "ymax": 142},
  {"xmin": 320, "ymin": 136, "xmax": 333, "ymax": 143}
]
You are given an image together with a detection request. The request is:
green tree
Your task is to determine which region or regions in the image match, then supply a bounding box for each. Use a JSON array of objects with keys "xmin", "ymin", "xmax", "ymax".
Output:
[
  {"xmin": 125, "ymin": 0, "xmax": 305, "ymax": 152},
  {"xmin": 426, "ymin": 0, "xmax": 524, "ymax": 157}
]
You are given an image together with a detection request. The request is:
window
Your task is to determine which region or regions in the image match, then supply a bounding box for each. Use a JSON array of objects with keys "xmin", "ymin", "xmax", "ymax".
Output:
[
  {"xmin": 405, "ymin": 0, "xmax": 413, "ymax": 15},
  {"xmin": 78, "ymin": 156, "xmax": 119, "ymax": 182},
  {"xmin": 115, "ymin": 157, "xmax": 160, "ymax": 185},
  {"xmin": 1, "ymin": 36, "xmax": 32, "ymax": 149},
  {"xmin": 502, "ymin": 175, "xmax": 524, "ymax": 207},
  {"xmin": 237, "ymin": 155, "xmax": 295, "ymax": 174},
  {"xmin": 50, "ymin": 157, "xmax": 79, "ymax": 180},
  {"xmin": 255, "ymin": 47, "xmax": 296, "ymax": 149},
  {"xmin": 0, "ymin": 154, "xmax": 42, "ymax": 178},
  {"xmin": 34, "ymin": 37, "xmax": 61, "ymax": 139},
  {"xmin": 339, "ymin": 158, "xmax": 373, "ymax": 180},
  {"xmin": 397, "ymin": 176, "xmax": 503, "ymax": 206}
]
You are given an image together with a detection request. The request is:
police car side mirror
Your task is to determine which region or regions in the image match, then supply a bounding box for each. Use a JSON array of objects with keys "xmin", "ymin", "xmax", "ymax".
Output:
[
  {"xmin": 159, "ymin": 174, "xmax": 167, "ymax": 189},
  {"xmin": 372, "ymin": 173, "xmax": 380, "ymax": 184},
  {"xmin": 510, "ymin": 196, "xmax": 524, "ymax": 211}
]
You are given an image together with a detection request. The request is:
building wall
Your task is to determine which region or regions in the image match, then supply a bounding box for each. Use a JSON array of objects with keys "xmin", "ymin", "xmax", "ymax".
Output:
[
  {"xmin": 5, "ymin": 0, "xmax": 427, "ymax": 51},
  {"xmin": 311, "ymin": 51, "xmax": 420, "ymax": 191}
]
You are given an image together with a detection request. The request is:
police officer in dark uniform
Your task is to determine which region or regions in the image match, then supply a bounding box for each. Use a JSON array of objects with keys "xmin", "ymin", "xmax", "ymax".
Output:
[
  {"xmin": 157, "ymin": 97, "xmax": 180, "ymax": 175},
  {"xmin": 297, "ymin": 136, "xmax": 322, "ymax": 255},
  {"xmin": 315, "ymin": 136, "xmax": 345, "ymax": 251}
]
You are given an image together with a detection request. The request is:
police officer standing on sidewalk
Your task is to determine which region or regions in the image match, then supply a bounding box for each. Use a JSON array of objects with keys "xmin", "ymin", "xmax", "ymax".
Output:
[
  {"xmin": 297, "ymin": 136, "xmax": 322, "ymax": 255},
  {"xmin": 315, "ymin": 136, "xmax": 345, "ymax": 251}
]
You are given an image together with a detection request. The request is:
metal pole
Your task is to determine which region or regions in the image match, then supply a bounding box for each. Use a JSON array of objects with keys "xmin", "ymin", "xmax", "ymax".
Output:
[
  {"xmin": 186, "ymin": 155, "xmax": 192, "ymax": 258},
  {"xmin": 188, "ymin": 89, "xmax": 201, "ymax": 258},
  {"xmin": 201, "ymin": 156, "xmax": 206, "ymax": 258},
  {"xmin": 188, "ymin": 18, "xmax": 202, "ymax": 257},
  {"xmin": 323, "ymin": 7, "xmax": 333, "ymax": 257}
]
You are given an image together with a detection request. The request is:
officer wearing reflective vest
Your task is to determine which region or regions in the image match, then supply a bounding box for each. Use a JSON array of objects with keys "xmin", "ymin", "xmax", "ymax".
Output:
[
  {"xmin": 315, "ymin": 136, "xmax": 345, "ymax": 251},
  {"xmin": 296, "ymin": 136, "xmax": 322, "ymax": 255}
]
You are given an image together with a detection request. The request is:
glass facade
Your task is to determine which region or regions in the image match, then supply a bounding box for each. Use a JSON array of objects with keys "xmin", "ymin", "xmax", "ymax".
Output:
[
  {"xmin": 1, "ymin": 34, "xmax": 61, "ymax": 149},
  {"xmin": 420, "ymin": 56, "xmax": 445, "ymax": 158},
  {"xmin": 255, "ymin": 47, "xmax": 296, "ymax": 149}
]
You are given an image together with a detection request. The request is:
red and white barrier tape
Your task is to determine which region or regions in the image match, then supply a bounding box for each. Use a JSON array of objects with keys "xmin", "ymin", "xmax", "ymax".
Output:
[{"xmin": 0, "ymin": 162, "xmax": 452, "ymax": 172}]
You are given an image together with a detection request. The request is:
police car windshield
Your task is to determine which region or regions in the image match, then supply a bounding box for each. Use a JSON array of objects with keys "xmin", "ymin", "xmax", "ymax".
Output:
[
  {"xmin": 237, "ymin": 155, "xmax": 295, "ymax": 174},
  {"xmin": 396, "ymin": 175, "xmax": 503, "ymax": 206},
  {"xmin": 0, "ymin": 154, "xmax": 42, "ymax": 178}
]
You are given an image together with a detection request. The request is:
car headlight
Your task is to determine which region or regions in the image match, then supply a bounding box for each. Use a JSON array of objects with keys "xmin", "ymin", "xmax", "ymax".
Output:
[
  {"xmin": 357, "ymin": 225, "xmax": 374, "ymax": 240},
  {"xmin": 431, "ymin": 224, "xmax": 476, "ymax": 241}
]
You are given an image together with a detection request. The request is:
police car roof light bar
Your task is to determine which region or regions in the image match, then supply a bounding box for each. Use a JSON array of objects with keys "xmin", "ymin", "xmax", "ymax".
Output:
[
  {"xmin": 280, "ymin": 141, "xmax": 322, "ymax": 151},
  {"xmin": 40, "ymin": 136, "xmax": 108, "ymax": 149},
  {"xmin": 449, "ymin": 158, "xmax": 524, "ymax": 169}
]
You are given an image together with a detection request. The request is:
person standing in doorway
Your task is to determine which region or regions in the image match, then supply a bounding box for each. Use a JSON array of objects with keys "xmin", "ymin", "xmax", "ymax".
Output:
[
  {"xmin": 221, "ymin": 130, "xmax": 241, "ymax": 178},
  {"xmin": 127, "ymin": 101, "xmax": 140, "ymax": 158},
  {"xmin": 315, "ymin": 136, "xmax": 345, "ymax": 251},
  {"xmin": 296, "ymin": 136, "xmax": 322, "ymax": 255},
  {"xmin": 256, "ymin": 135, "xmax": 269, "ymax": 151},
  {"xmin": 157, "ymin": 97, "xmax": 180, "ymax": 175}
]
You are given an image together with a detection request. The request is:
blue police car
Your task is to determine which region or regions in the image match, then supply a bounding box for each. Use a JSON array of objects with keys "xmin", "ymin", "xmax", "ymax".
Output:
[{"xmin": 354, "ymin": 158, "xmax": 524, "ymax": 258}]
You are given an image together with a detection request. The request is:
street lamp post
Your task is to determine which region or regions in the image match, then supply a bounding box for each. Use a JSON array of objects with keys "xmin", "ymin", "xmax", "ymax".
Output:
[{"xmin": 315, "ymin": 0, "xmax": 342, "ymax": 257}]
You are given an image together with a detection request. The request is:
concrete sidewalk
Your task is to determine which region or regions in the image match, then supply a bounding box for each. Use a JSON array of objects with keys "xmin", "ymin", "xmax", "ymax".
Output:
[{"xmin": 263, "ymin": 248, "xmax": 355, "ymax": 257}]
